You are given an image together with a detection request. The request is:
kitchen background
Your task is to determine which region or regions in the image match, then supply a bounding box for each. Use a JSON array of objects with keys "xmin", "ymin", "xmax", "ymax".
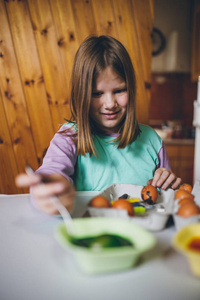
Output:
[
  {"xmin": 149, "ymin": 0, "xmax": 200, "ymax": 186},
  {"xmin": 0, "ymin": 0, "xmax": 199, "ymax": 193},
  {"xmin": 150, "ymin": 0, "xmax": 198, "ymax": 137}
]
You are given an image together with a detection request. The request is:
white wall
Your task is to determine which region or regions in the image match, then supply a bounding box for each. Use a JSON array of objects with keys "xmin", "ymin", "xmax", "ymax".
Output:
[{"xmin": 152, "ymin": 0, "xmax": 193, "ymax": 73}]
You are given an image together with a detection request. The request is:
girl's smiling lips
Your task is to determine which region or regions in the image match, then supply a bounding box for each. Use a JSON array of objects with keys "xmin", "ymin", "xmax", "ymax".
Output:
[{"xmin": 100, "ymin": 111, "xmax": 120, "ymax": 119}]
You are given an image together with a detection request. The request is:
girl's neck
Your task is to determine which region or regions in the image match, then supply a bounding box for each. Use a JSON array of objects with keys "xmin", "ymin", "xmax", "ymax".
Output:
[{"xmin": 92, "ymin": 126, "xmax": 119, "ymax": 137}]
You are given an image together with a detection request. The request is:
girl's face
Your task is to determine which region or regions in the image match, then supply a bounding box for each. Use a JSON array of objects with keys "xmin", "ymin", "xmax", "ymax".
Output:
[{"xmin": 90, "ymin": 67, "xmax": 128, "ymax": 133}]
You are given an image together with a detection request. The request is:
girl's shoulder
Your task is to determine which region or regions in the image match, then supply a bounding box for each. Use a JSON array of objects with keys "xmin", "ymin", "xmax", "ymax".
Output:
[
  {"xmin": 138, "ymin": 124, "xmax": 160, "ymax": 136},
  {"xmin": 138, "ymin": 124, "xmax": 162, "ymax": 144},
  {"xmin": 60, "ymin": 121, "xmax": 77, "ymax": 133}
]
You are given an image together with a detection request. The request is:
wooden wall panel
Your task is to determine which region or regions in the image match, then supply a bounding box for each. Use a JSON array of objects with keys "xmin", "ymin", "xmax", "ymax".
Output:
[
  {"xmin": 4, "ymin": 0, "xmax": 54, "ymax": 161},
  {"xmin": 49, "ymin": 0, "xmax": 80, "ymax": 96},
  {"xmin": 131, "ymin": 0, "xmax": 154, "ymax": 108},
  {"xmin": 0, "ymin": 0, "xmax": 38, "ymax": 194},
  {"xmin": 0, "ymin": 91, "xmax": 23, "ymax": 193},
  {"xmin": 28, "ymin": 0, "xmax": 70, "ymax": 129},
  {"xmin": 71, "ymin": 0, "xmax": 96, "ymax": 42},
  {"xmin": 92, "ymin": 0, "xmax": 118, "ymax": 37},
  {"xmin": 0, "ymin": 0, "xmax": 154, "ymax": 194},
  {"xmin": 112, "ymin": 0, "xmax": 150, "ymax": 123}
]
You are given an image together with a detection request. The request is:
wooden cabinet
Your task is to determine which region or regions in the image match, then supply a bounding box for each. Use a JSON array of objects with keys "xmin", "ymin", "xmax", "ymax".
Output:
[
  {"xmin": 165, "ymin": 142, "xmax": 194, "ymax": 186},
  {"xmin": 191, "ymin": 2, "xmax": 200, "ymax": 81}
]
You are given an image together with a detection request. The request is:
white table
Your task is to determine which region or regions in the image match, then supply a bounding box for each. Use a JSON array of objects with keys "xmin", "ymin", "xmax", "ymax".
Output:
[{"xmin": 0, "ymin": 193, "xmax": 200, "ymax": 300}]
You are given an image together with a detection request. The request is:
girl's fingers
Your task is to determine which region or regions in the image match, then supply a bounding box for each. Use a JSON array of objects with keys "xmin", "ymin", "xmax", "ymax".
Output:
[
  {"xmin": 15, "ymin": 173, "xmax": 41, "ymax": 187},
  {"xmin": 32, "ymin": 182, "xmax": 65, "ymax": 199},
  {"xmin": 171, "ymin": 177, "xmax": 182, "ymax": 189},
  {"xmin": 160, "ymin": 172, "xmax": 176, "ymax": 190},
  {"xmin": 151, "ymin": 168, "xmax": 170, "ymax": 187},
  {"xmin": 151, "ymin": 168, "xmax": 181, "ymax": 190}
]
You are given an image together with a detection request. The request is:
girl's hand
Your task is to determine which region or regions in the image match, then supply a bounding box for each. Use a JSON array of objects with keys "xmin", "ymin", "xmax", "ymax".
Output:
[
  {"xmin": 146, "ymin": 168, "xmax": 181, "ymax": 190},
  {"xmin": 15, "ymin": 172, "xmax": 75, "ymax": 215}
]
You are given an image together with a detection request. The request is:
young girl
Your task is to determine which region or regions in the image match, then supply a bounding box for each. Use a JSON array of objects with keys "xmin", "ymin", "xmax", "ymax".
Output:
[{"xmin": 16, "ymin": 35, "xmax": 181, "ymax": 214}]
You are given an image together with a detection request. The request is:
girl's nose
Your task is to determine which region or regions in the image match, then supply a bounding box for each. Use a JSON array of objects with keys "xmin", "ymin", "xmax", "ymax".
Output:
[{"xmin": 104, "ymin": 93, "xmax": 116, "ymax": 109}]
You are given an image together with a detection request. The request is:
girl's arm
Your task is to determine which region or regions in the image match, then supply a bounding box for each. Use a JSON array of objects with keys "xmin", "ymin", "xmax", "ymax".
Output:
[
  {"xmin": 16, "ymin": 125, "xmax": 77, "ymax": 214},
  {"xmin": 16, "ymin": 172, "xmax": 75, "ymax": 214}
]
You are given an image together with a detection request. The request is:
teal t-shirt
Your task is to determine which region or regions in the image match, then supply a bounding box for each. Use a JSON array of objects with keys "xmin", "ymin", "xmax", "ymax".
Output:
[{"xmin": 74, "ymin": 124, "xmax": 162, "ymax": 191}]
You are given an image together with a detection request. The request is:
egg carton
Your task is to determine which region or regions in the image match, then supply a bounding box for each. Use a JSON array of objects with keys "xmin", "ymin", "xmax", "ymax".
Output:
[
  {"xmin": 172, "ymin": 180, "xmax": 200, "ymax": 231},
  {"xmin": 88, "ymin": 183, "xmax": 175, "ymax": 231}
]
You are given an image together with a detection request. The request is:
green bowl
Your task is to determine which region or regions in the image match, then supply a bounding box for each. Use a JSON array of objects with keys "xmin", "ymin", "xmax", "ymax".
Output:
[{"xmin": 55, "ymin": 217, "xmax": 156, "ymax": 274}]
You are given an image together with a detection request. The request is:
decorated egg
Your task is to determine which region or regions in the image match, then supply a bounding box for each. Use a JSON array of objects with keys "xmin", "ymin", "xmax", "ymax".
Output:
[
  {"xmin": 141, "ymin": 185, "xmax": 158, "ymax": 205},
  {"xmin": 179, "ymin": 183, "xmax": 193, "ymax": 193}
]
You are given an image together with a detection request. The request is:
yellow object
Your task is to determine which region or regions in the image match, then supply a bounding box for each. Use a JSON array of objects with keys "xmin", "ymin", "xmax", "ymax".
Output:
[
  {"xmin": 173, "ymin": 223, "xmax": 200, "ymax": 278},
  {"xmin": 111, "ymin": 198, "xmax": 140, "ymax": 205},
  {"xmin": 127, "ymin": 198, "xmax": 141, "ymax": 203}
]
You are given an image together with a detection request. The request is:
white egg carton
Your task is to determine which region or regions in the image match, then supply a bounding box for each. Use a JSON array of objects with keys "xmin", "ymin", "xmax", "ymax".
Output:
[
  {"xmin": 88, "ymin": 183, "xmax": 175, "ymax": 231},
  {"xmin": 172, "ymin": 180, "xmax": 200, "ymax": 231}
]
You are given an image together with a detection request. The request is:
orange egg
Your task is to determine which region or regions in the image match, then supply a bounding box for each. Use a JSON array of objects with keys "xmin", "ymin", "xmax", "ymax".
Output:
[
  {"xmin": 179, "ymin": 183, "xmax": 193, "ymax": 193},
  {"xmin": 112, "ymin": 199, "xmax": 134, "ymax": 216},
  {"xmin": 175, "ymin": 189, "xmax": 194, "ymax": 201},
  {"xmin": 178, "ymin": 197, "xmax": 195, "ymax": 206},
  {"xmin": 89, "ymin": 195, "xmax": 110, "ymax": 208},
  {"xmin": 141, "ymin": 185, "xmax": 158, "ymax": 204},
  {"xmin": 177, "ymin": 202, "xmax": 200, "ymax": 218}
]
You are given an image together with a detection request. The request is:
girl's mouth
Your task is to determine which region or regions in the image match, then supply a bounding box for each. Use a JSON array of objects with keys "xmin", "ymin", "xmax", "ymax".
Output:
[{"xmin": 101, "ymin": 111, "xmax": 119, "ymax": 119}]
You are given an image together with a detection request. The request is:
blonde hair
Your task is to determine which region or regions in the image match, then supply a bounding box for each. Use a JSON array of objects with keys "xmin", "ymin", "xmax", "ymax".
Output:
[{"xmin": 65, "ymin": 35, "xmax": 140, "ymax": 156}]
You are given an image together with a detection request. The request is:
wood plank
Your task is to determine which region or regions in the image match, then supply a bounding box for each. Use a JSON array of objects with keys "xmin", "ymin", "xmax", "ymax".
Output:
[
  {"xmin": 0, "ymin": 91, "xmax": 23, "ymax": 194},
  {"xmin": 91, "ymin": 0, "xmax": 117, "ymax": 37},
  {"xmin": 28, "ymin": 0, "xmax": 71, "ymax": 125},
  {"xmin": 112, "ymin": 0, "xmax": 150, "ymax": 124},
  {"xmin": 5, "ymin": 0, "xmax": 55, "ymax": 161},
  {"xmin": 0, "ymin": 0, "xmax": 38, "ymax": 178},
  {"xmin": 49, "ymin": 0, "xmax": 80, "ymax": 101},
  {"xmin": 71, "ymin": 0, "xmax": 97, "ymax": 43},
  {"xmin": 131, "ymin": 0, "xmax": 154, "ymax": 112},
  {"xmin": 131, "ymin": 0, "xmax": 154, "ymax": 86}
]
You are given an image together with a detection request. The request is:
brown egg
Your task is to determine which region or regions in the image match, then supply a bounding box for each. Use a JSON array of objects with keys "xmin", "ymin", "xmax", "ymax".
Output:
[
  {"xmin": 89, "ymin": 195, "xmax": 110, "ymax": 208},
  {"xmin": 179, "ymin": 183, "xmax": 193, "ymax": 193},
  {"xmin": 177, "ymin": 202, "xmax": 200, "ymax": 218},
  {"xmin": 141, "ymin": 185, "xmax": 158, "ymax": 204},
  {"xmin": 112, "ymin": 199, "xmax": 134, "ymax": 216},
  {"xmin": 175, "ymin": 189, "xmax": 194, "ymax": 201},
  {"xmin": 178, "ymin": 197, "xmax": 195, "ymax": 206}
]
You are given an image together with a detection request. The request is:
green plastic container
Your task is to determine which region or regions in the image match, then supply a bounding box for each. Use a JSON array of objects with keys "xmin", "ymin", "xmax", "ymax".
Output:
[{"xmin": 55, "ymin": 217, "xmax": 156, "ymax": 274}]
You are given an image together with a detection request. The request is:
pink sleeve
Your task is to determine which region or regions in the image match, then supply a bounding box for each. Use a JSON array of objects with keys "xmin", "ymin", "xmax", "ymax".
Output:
[
  {"xmin": 36, "ymin": 125, "xmax": 77, "ymax": 183},
  {"xmin": 156, "ymin": 141, "xmax": 171, "ymax": 170}
]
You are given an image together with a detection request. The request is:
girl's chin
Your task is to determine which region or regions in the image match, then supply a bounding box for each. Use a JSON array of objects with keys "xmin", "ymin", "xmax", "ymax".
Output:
[
  {"xmin": 91, "ymin": 117, "xmax": 123, "ymax": 133},
  {"xmin": 99, "ymin": 123, "xmax": 121, "ymax": 133}
]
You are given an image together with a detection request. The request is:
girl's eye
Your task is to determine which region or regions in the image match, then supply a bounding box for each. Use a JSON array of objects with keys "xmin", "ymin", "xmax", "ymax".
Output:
[
  {"xmin": 114, "ymin": 88, "xmax": 127, "ymax": 94},
  {"xmin": 92, "ymin": 91, "xmax": 102, "ymax": 97}
]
